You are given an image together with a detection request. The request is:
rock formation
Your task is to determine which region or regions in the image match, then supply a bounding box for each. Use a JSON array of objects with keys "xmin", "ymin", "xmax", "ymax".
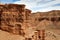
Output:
[{"xmin": 0, "ymin": 4, "xmax": 60, "ymax": 40}]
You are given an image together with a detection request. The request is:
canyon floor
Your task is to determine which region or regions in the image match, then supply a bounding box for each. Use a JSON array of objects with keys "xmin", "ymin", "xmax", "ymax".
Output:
[{"xmin": 0, "ymin": 29, "xmax": 60, "ymax": 40}]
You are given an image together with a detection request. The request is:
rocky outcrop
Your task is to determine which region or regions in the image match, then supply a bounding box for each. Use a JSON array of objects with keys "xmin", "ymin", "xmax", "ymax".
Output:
[{"xmin": 0, "ymin": 4, "xmax": 26, "ymax": 36}]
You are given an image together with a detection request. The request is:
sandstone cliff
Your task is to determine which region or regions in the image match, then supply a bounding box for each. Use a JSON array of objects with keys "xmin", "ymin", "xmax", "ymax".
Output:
[{"xmin": 0, "ymin": 4, "xmax": 60, "ymax": 40}]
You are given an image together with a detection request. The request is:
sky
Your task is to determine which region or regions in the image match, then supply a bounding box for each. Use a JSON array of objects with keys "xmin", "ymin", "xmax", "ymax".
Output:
[{"xmin": 0, "ymin": 0, "xmax": 60, "ymax": 12}]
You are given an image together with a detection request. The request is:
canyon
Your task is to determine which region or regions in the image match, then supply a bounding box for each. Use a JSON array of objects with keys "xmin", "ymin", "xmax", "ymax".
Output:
[{"xmin": 0, "ymin": 4, "xmax": 60, "ymax": 40}]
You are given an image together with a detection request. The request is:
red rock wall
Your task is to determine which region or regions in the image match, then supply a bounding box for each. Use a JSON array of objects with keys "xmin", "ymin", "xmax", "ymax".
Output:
[{"xmin": 0, "ymin": 4, "xmax": 60, "ymax": 40}]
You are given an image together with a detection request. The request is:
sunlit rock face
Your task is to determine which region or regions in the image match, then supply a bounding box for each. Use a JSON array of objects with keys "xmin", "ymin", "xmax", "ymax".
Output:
[
  {"xmin": 0, "ymin": 4, "xmax": 32, "ymax": 37},
  {"xmin": 0, "ymin": 4, "xmax": 26, "ymax": 35},
  {"xmin": 31, "ymin": 11, "xmax": 60, "ymax": 28},
  {"xmin": 0, "ymin": 4, "xmax": 60, "ymax": 40}
]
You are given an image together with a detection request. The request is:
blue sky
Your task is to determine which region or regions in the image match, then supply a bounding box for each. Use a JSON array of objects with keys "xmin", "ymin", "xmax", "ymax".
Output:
[
  {"xmin": 0, "ymin": 0, "xmax": 60, "ymax": 12},
  {"xmin": 0, "ymin": 0, "xmax": 20, "ymax": 4}
]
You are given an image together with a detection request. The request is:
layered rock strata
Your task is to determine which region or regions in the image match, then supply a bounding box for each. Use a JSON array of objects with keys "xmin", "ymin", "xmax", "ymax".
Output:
[{"xmin": 0, "ymin": 4, "xmax": 60, "ymax": 40}]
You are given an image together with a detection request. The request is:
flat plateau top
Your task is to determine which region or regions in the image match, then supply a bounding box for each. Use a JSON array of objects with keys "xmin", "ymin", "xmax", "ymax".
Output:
[{"xmin": 0, "ymin": 4, "xmax": 25, "ymax": 7}]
